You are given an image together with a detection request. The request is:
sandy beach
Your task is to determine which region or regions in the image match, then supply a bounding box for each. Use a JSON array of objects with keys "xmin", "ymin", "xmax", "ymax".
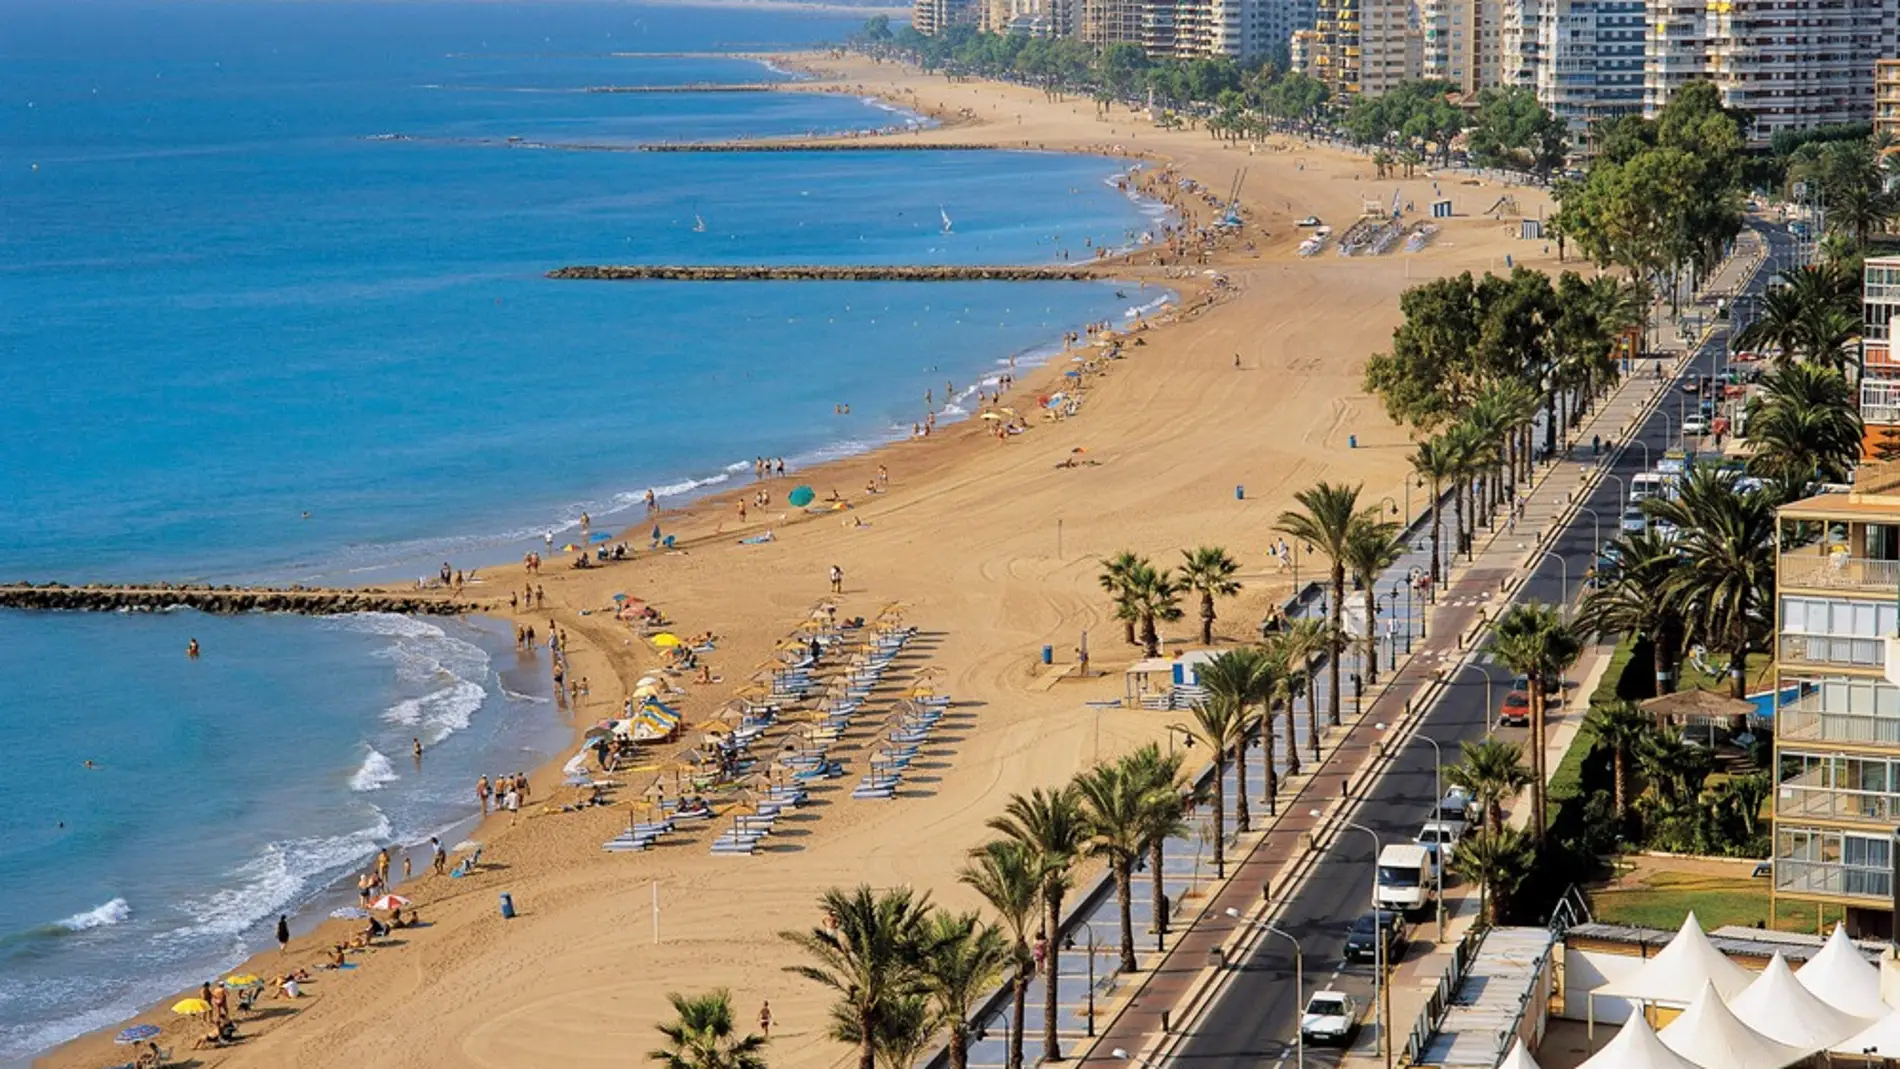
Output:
[{"xmin": 38, "ymin": 53, "xmax": 1559, "ymax": 1069}]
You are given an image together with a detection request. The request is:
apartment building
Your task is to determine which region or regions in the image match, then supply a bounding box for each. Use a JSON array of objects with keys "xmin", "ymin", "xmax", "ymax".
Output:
[
  {"xmin": 914, "ymin": 0, "xmax": 979, "ymax": 34},
  {"xmin": 1534, "ymin": 0, "xmax": 1645, "ymax": 143},
  {"xmin": 1500, "ymin": 0, "xmax": 1541, "ymax": 88},
  {"xmin": 1314, "ymin": 0, "xmax": 1421, "ymax": 96},
  {"xmin": 1080, "ymin": 0, "xmax": 1148, "ymax": 44},
  {"xmin": 1772, "ymin": 480, "xmax": 1900, "ymax": 939},
  {"xmin": 1643, "ymin": 0, "xmax": 1896, "ymax": 144},
  {"xmin": 1291, "ymin": 25, "xmax": 1321, "ymax": 70},
  {"xmin": 1863, "ymin": 258, "xmax": 1900, "ymax": 459},
  {"xmin": 1422, "ymin": 0, "xmax": 1500, "ymax": 93},
  {"xmin": 1263, "ymin": 0, "xmax": 1322, "ymax": 61},
  {"xmin": 1876, "ymin": 58, "xmax": 1900, "ymax": 141}
]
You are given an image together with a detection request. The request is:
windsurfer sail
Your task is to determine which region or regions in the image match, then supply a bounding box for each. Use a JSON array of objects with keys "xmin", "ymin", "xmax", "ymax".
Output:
[
  {"xmin": 693, "ymin": 213, "xmax": 707, "ymax": 233},
  {"xmin": 940, "ymin": 207, "xmax": 953, "ymax": 234}
]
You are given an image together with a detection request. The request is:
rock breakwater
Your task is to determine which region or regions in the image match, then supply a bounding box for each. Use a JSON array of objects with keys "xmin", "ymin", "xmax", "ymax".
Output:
[{"xmin": 0, "ymin": 584, "xmax": 478, "ymax": 616}]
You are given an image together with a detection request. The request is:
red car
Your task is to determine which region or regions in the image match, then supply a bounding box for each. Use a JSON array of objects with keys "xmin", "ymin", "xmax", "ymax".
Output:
[{"xmin": 1499, "ymin": 690, "xmax": 1531, "ymax": 727}]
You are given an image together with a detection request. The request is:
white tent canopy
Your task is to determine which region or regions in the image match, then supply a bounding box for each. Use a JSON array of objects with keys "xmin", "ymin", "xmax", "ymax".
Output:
[
  {"xmin": 1578, "ymin": 1009, "xmax": 1700, "ymax": 1069},
  {"xmin": 1728, "ymin": 952, "xmax": 1873, "ymax": 1054},
  {"xmin": 1498, "ymin": 1038, "xmax": 1543, "ymax": 1069},
  {"xmin": 1834, "ymin": 1010, "xmax": 1900, "ymax": 1057},
  {"xmin": 1796, "ymin": 923, "xmax": 1887, "ymax": 1020},
  {"xmin": 1657, "ymin": 981, "xmax": 1805, "ymax": 1069},
  {"xmin": 1594, "ymin": 912, "xmax": 1757, "ymax": 1004}
]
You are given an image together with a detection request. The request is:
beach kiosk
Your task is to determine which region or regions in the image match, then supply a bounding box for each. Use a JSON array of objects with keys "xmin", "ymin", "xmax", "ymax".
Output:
[{"xmin": 1123, "ymin": 650, "xmax": 1220, "ymax": 709}]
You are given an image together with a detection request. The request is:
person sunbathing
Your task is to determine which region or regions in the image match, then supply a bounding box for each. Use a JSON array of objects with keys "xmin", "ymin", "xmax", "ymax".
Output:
[
  {"xmin": 136, "ymin": 1041, "xmax": 164, "ymax": 1068},
  {"xmin": 326, "ymin": 944, "xmax": 347, "ymax": 967}
]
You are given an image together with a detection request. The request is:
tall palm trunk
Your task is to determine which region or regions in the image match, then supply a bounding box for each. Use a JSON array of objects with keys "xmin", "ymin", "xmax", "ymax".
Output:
[
  {"xmin": 1200, "ymin": 592, "xmax": 1216, "ymax": 645},
  {"xmin": 1545, "ymin": 391, "xmax": 1558, "ymax": 456},
  {"xmin": 1149, "ymin": 839, "xmax": 1168, "ymax": 940},
  {"xmin": 1234, "ymin": 734, "xmax": 1252, "ymax": 834},
  {"xmin": 1612, "ymin": 745, "xmax": 1628, "ymax": 819},
  {"xmin": 1305, "ymin": 670, "xmax": 1321, "ymax": 763},
  {"xmin": 1141, "ymin": 613, "xmax": 1160, "ymax": 658},
  {"xmin": 1529, "ymin": 680, "xmax": 1547, "ymax": 840},
  {"xmin": 1283, "ymin": 699, "xmax": 1302, "ymax": 777},
  {"xmin": 1728, "ymin": 650, "xmax": 1749, "ymax": 700},
  {"xmin": 951, "ymin": 1022, "xmax": 970, "ymax": 1069},
  {"xmin": 1042, "ymin": 894, "xmax": 1063, "ymax": 1063},
  {"xmin": 1114, "ymin": 862, "xmax": 1136, "ymax": 973},
  {"xmin": 1453, "ymin": 483, "xmax": 1467, "ymax": 560},
  {"xmin": 858, "ymin": 1009, "xmax": 877, "ymax": 1069},
  {"xmin": 1328, "ymin": 563, "xmax": 1346, "ymax": 725},
  {"xmin": 1428, "ymin": 477, "xmax": 1444, "ymax": 584},
  {"xmin": 1008, "ymin": 964, "xmax": 1028, "ymax": 1069},
  {"xmin": 1264, "ymin": 707, "xmax": 1281, "ymax": 804}
]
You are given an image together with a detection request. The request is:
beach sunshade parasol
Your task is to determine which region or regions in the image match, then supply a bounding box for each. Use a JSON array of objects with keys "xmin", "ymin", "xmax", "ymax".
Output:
[
  {"xmin": 454, "ymin": 840, "xmax": 483, "ymax": 853},
  {"xmin": 116, "ymin": 1025, "xmax": 162, "ymax": 1045},
  {"xmin": 589, "ymin": 532, "xmax": 612, "ymax": 543},
  {"xmin": 172, "ymin": 999, "xmax": 212, "ymax": 1016},
  {"xmin": 224, "ymin": 974, "xmax": 262, "ymax": 989},
  {"xmin": 368, "ymin": 894, "xmax": 410, "ymax": 911},
  {"xmin": 651, "ymin": 633, "xmax": 682, "ymax": 648},
  {"xmin": 980, "ymin": 411, "xmax": 1003, "ymax": 420},
  {"xmin": 583, "ymin": 725, "xmax": 614, "ymax": 740},
  {"xmin": 787, "ymin": 485, "xmax": 816, "ymax": 507},
  {"xmin": 612, "ymin": 592, "xmax": 629, "ymax": 602}
]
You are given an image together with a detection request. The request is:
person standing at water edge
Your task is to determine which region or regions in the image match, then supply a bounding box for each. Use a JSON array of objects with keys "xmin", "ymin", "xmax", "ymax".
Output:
[
  {"xmin": 477, "ymin": 775, "xmax": 491, "ymax": 815},
  {"xmin": 430, "ymin": 836, "xmax": 445, "ymax": 876},
  {"xmin": 376, "ymin": 846, "xmax": 390, "ymax": 886},
  {"xmin": 276, "ymin": 915, "xmax": 290, "ymax": 954}
]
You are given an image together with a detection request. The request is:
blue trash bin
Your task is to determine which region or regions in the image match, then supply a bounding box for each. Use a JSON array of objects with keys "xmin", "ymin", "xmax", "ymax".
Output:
[
  {"xmin": 1235, "ymin": 485, "xmax": 1245, "ymax": 500},
  {"xmin": 1041, "ymin": 645, "xmax": 1053, "ymax": 665},
  {"xmin": 1349, "ymin": 435, "xmax": 1358, "ymax": 449},
  {"xmin": 499, "ymin": 892, "xmax": 516, "ymax": 920}
]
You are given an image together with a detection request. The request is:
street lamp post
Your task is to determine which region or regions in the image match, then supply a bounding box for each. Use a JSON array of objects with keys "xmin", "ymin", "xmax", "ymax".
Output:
[
  {"xmin": 1397, "ymin": 579, "xmax": 1413, "ymax": 655},
  {"xmin": 1377, "ymin": 725, "xmax": 1446, "ymax": 941},
  {"xmin": 1576, "ymin": 506, "xmax": 1602, "ymax": 563},
  {"xmin": 1537, "ymin": 549, "xmax": 1569, "ymax": 612},
  {"xmin": 1600, "ymin": 472, "xmax": 1625, "ymax": 516},
  {"xmin": 1632, "ymin": 439, "xmax": 1651, "ymax": 472},
  {"xmin": 1448, "ymin": 660, "xmax": 1495, "ymax": 733},
  {"xmin": 1325, "ymin": 814, "xmax": 1391, "ymax": 1069},
  {"xmin": 1224, "ymin": 907, "xmax": 1305, "ymax": 1069},
  {"xmin": 1065, "ymin": 926, "xmax": 1099, "ymax": 1037}
]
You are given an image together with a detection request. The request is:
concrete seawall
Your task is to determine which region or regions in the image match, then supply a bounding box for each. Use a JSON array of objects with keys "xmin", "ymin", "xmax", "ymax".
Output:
[
  {"xmin": 0, "ymin": 584, "xmax": 478, "ymax": 616},
  {"xmin": 546, "ymin": 264, "xmax": 1102, "ymax": 282}
]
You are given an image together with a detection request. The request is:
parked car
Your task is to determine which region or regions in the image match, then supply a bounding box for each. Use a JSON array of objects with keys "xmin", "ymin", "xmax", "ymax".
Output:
[
  {"xmin": 1499, "ymin": 689, "xmax": 1531, "ymax": 727},
  {"xmin": 1622, "ymin": 505, "xmax": 1648, "ymax": 534},
  {"xmin": 1415, "ymin": 819, "xmax": 1464, "ymax": 873},
  {"xmin": 1683, "ymin": 415, "xmax": 1711, "ymax": 437},
  {"xmin": 1436, "ymin": 785, "xmax": 1476, "ymax": 824},
  {"xmin": 1301, "ymin": 990, "xmax": 1362, "ymax": 1045},
  {"xmin": 1512, "ymin": 673, "xmax": 1559, "ymax": 697},
  {"xmin": 1344, "ymin": 910, "xmax": 1406, "ymax": 963}
]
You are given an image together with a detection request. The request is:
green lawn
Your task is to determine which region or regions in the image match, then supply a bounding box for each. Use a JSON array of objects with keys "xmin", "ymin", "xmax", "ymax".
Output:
[{"xmin": 1589, "ymin": 870, "xmax": 1824, "ymax": 933}]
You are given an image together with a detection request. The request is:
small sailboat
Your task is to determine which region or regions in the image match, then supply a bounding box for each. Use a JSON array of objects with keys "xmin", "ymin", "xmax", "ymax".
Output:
[
  {"xmin": 693, "ymin": 213, "xmax": 706, "ymax": 233},
  {"xmin": 940, "ymin": 207, "xmax": 953, "ymax": 235}
]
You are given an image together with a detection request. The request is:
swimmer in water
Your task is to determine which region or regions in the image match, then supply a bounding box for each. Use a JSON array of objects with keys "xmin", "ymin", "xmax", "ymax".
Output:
[
  {"xmin": 187, "ymin": 638, "xmax": 200, "ymax": 659},
  {"xmin": 84, "ymin": 760, "xmax": 97, "ymax": 771}
]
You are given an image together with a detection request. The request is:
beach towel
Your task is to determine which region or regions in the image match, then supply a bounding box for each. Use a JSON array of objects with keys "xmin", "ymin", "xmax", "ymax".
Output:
[{"xmin": 739, "ymin": 533, "xmax": 774, "ymax": 545}]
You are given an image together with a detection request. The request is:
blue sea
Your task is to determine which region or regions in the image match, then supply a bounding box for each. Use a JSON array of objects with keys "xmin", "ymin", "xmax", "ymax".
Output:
[{"xmin": 0, "ymin": 1, "xmax": 1164, "ymax": 1061}]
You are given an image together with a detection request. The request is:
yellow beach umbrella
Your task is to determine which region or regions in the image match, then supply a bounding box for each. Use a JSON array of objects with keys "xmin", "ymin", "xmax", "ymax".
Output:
[
  {"xmin": 223, "ymin": 974, "xmax": 261, "ymax": 988},
  {"xmin": 632, "ymin": 683, "xmax": 663, "ymax": 699},
  {"xmin": 172, "ymin": 999, "xmax": 211, "ymax": 1016},
  {"xmin": 776, "ymin": 637, "xmax": 809, "ymax": 650},
  {"xmin": 735, "ymin": 683, "xmax": 770, "ymax": 698},
  {"xmin": 905, "ymin": 685, "xmax": 936, "ymax": 698},
  {"xmin": 650, "ymin": 633, "xmax": 682, "ymax": 648}
]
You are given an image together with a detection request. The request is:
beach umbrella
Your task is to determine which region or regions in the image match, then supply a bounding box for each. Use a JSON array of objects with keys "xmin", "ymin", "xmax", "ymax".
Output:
[
  {"xmin": 368, "ymin": 894, "xmax": 410, "ymax": 911},
  {"xmin": 589, "ymin": 532, "xmax": 612, "ymax": 543},
  {"xmin": 583, "ymin": 725, "xmax": 613, "ymax": 740},
  {"xmin": 453, "ymin": 840, "xmax": 483, "ymax": 853},
  {"xmin": 171, "ymin": 999, "xmax": 211, "ymax": 1016},
  {"xmin": 561, "ymin": 543, "xmax": 581, "ymax": 552},
  {"xmin": 651, "ymin": 633, "xmax": 682, "ymax": 648},
  {"xmin": 980, "ymin": 411, "xmax": 1003, "ymax": 421},
  {"xmin": 612, "ymin": 593, "xmax": 629, "ymax": 603},
  {"xmin": 116, "ymin": 1025, "xmax": 162, "ymax": 1045},
  {"xmin": 787, "ymin": 485, "xmax": 816, "ymax": 508},
  {"xmin": 223, "ymin": 974, "xmax": 262, "ymax": 989}
]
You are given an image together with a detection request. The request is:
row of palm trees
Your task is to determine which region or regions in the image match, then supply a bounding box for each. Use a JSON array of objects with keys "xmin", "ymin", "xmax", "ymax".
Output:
[{"xmin": 1098, "ymin": 545, "xmax": 1242, "ymax": 655}]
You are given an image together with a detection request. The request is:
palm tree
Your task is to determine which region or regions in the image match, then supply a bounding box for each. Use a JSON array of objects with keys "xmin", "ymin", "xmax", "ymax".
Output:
[
  {"xmin": 1745, "ymin": 363, "xmax": 1863, "ymax": 485},
  {"xmin": 1646, "ymin": 471, "xmax": 1777, "ymax": 700},
  {"xmin": 1099, "ymin": 551, "xmax": 1142, "ymax": 647},
  {"xmin": 1450, "ymin": 826, "xmax": 1536, "ymax": 926},
  {"xmin": 958, "ymin": 843, "xmax": 1039, "ymax": 1069},
  {"xmin": 1277, "ymin": 482, "xmax": 1374, "ymax": 726},
  {"xmin": 1440, "ymin": 421, "xmax": 1485, "ymax": 559},
  {"xmin": 1411, "ymin": 436, "xmax": 1460, "ymax": 586},
  {"xmin": 649, "ymin": 990, "xmax": 770, "ymax": 1069},
  {"xmin": 781, "ymin": 885, "xmax": 935, "ymax": 1069},
  {"xmin": 988, "ymin": 787, "xmax": 1086, "ymax": 1065},
  {"xmin": 1446, "ymin": 738, "xmax": 1533, "ymax": 836},
  {"xmin": 1578, "ymin": 530, "xmax": 1690, "ymax": 695},
  {"xmin": 1343, "ymin": 516, "xmax": 1404, "ymax": 685},
  {"xmin": 1198, "ymin": 647, "xmax": 1277, "ymax": 832},
  {"xmin": 1582, "ymin": 701, "xmax": 1655, "ymax": 822},
  {"xmin": 1492, "ymin": 602, "xmax": 1582, "ymax": 839},
  {"xmin": 1121, "ymin": 558, "xmax": 1185, "ymax": 658},
  {"xmin": 921, "ymin": 911, "xmax": 1011, "ymax": 1069},
  {"xmin": 870, "ymin": 994, "xmax": 936, "ymax": 1069},
  {"xmin": 1263, "ymin": 634, "xmax": 1306, "ymax": 778},
  {"xmin": 1180, "ymin": 545, "xmax": 1242, "ymax": 645},
  {"xmin": 1185, "ymin": 687, "xmax": 1245, "ymax": 880},
  {"xmin": 1074, "ymin": 762, "xmax": 1148, "ymax": 973},
  {"xmin": 1122, "ymin": 744, "xmax": 1189, "ymax": 943},
  {"xmin": 1276, "ymin": 617, "xmax": 1330, "ymax": 765}
]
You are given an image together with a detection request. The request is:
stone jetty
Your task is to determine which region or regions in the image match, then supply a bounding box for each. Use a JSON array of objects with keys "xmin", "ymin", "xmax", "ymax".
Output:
[
  {"xmin": 0, "ymin": 583, "xmax": 477, "ymax": 616},
  {"xmin": 547, "ymin": 264, "xmax": 1100, "ymax": 282}
]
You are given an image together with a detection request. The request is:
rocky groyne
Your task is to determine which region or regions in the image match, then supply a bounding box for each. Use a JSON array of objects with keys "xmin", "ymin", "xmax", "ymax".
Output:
[
  {"xmin": 0, "ymin": 583, "xmax": 477, "ymax": 616},
  {"xmin": 547, "ymin": 264, "xmax": 1101, "ymax": 282}
]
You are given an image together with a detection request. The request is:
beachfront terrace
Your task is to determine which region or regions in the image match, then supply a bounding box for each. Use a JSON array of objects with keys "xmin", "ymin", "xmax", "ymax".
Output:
[
  {"xmin": 1778, "ymin": 507, "xmax": 1900, "ymax": 595},
  {"xmin": 1776, "ymin": 683, "xmax": 1900, "ymax": 745}
]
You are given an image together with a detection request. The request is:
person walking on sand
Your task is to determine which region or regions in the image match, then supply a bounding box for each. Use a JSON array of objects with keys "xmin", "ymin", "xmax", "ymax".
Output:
[
  {"xmin": 759, "ymin": 1001, "xmax": 773, "ymax": 1038},
  {"xmin": 376, "ymin": 847, "xmax": 391, "ymax": 887},
  {"xmin": 477, "ymin": 775, "xmax": 491, "ymax": 815},
  {"xmin": 276, "ymin": 914, "xmax": 290, "ymax": 955},
  {"xmin": 430, "ymin": 836, "xmax": 446, "ymax": 876},
  {"xmin": 829, "ymin": 564, "xmax": 843, "ymax": 594}
]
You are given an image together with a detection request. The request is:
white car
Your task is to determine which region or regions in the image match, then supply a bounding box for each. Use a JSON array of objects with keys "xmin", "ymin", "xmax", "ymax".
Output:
[
  {"xmin": 1296, "ymin": 216, "xmax": 1323, "ymax": 227},
  {"xmin": 1301, "ymin": 989, "xmax": 1361, "ymax": 1045},
  {"xmin": 1683, "ymin": 415, "xmax": 1711, "ymax": 437},
  {"xmin": 1415, "ymin": 819, "xmax": 1465, "ymax": 874}
]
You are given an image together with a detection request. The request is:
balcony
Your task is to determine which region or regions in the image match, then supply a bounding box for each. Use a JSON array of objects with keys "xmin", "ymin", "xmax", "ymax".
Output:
[
  {"xmin": 1775, "ymin": 858, "xmax": 1892, "ymax": 901},
  {"xmin": 1777, "ymin": 784, "xmax": 1900, "ymax": 823},
  {"xmin": 1780, "ymin": 553, "xmax": 1900, "ymax": 594},
  {"xmin": 1779, "ymin": 633, "xmax": 1886, "ymax": 669},
  {"xmin": 1780, "ymin": 702, "xmax": 1900, "ymax": 745}
]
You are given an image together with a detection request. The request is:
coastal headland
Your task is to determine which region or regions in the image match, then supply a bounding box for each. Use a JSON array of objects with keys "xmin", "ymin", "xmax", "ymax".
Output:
[{"xmin": 38, "ymin": 49, "xmax": 1560, "ymax": 1069}]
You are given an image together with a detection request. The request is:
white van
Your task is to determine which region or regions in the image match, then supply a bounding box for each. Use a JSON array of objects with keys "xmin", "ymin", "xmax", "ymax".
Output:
[
  {"xmin": 1629, "ymin": 472, "xmax": 1667, "ymax": 503},
  {"xmin": 1374, "ymin": 843, "xmax": 1436, "ymax": 914}
]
